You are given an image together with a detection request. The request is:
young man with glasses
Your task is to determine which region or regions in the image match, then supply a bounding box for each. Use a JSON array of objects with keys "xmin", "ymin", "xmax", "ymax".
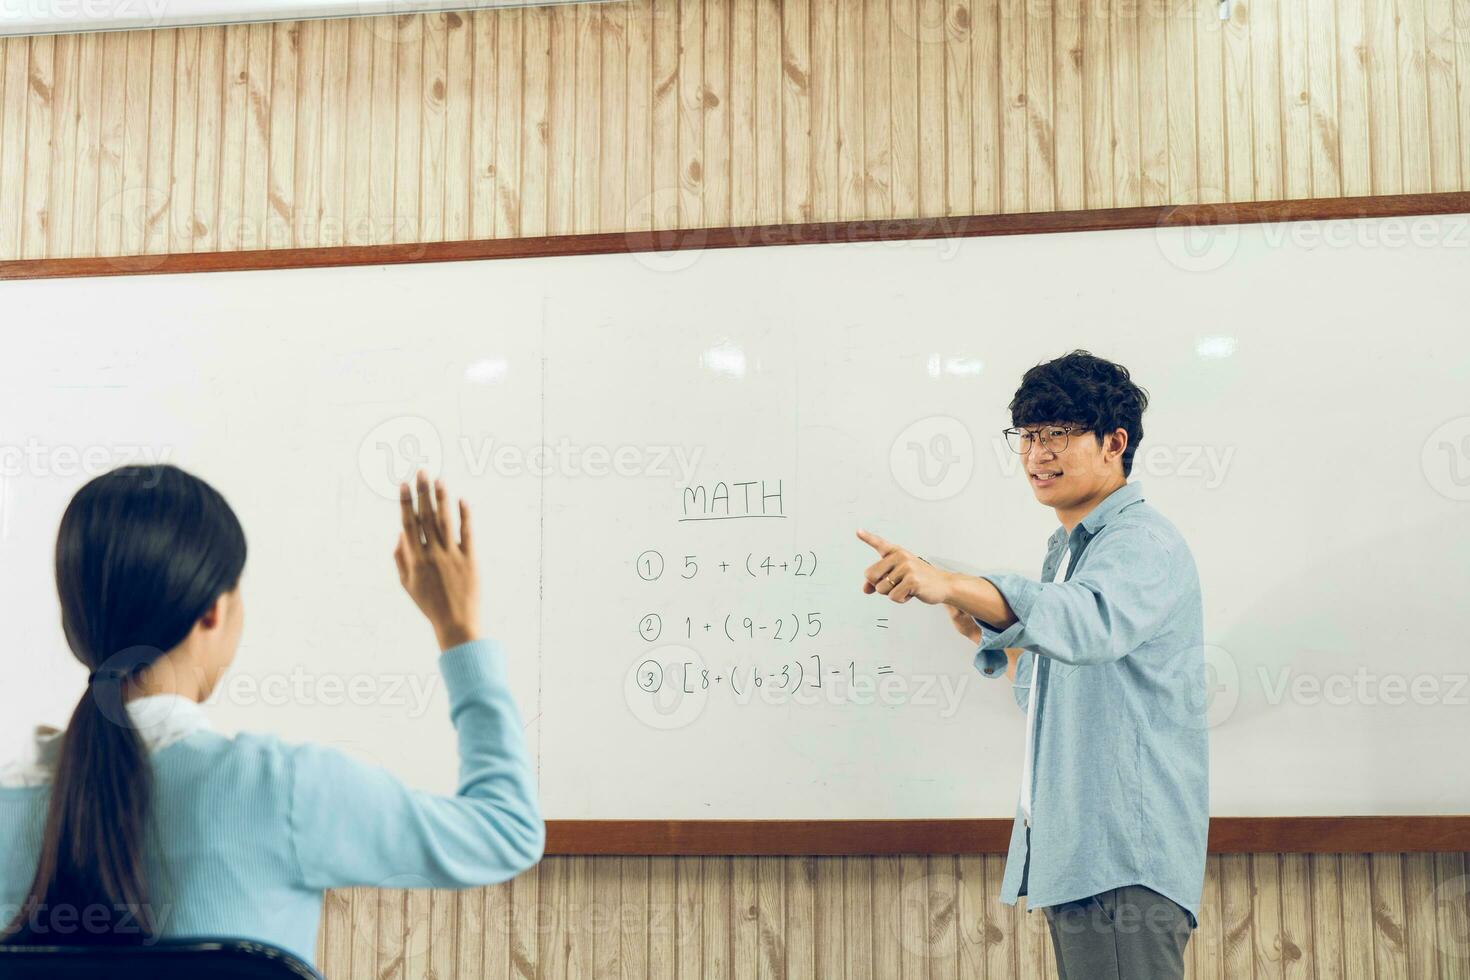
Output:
[{"xmin": 857, "ymin": 350, "xmax": 1207, "ymax": 979}]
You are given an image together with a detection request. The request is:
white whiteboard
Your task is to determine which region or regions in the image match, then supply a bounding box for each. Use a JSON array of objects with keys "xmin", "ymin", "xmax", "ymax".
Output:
[{"xmin": 3, "ymin": 212, "xmax": 1468, "ymax": 818}]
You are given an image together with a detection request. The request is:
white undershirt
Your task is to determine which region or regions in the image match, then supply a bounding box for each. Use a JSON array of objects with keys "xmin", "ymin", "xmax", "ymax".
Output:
[
  {"xmin": 1020, "ymin": 544, "xmax": 1067, "ymax": 825},
  {"xmin": 0, "ymin": 693, "xmax": 211, "ymax": 788}
]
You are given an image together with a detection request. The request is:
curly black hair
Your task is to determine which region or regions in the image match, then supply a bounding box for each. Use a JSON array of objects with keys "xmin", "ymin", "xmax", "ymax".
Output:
[{"xmin": 1008, "ymin": 350, "xmax": 1150, "ymax": 477}]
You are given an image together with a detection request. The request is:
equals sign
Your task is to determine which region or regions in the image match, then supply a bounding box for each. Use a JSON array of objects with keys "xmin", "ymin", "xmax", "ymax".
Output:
[
  {"xmin": 875, "ymin": 618, "xmax": 889, "ymax": 629},
  {"xmin": 876, "ymin": 665, "xmax": 894, "ymax": 675}
]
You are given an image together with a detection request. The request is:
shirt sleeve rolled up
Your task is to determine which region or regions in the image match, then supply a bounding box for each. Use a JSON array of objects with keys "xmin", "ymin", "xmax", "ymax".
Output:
[
  {"xmin": 971, "ymin": 630, "xmax": 1032, "ymax": 713},
  {"xmin": 973, "ymin": 522, "xmax": 1181, "ymax": 668}
]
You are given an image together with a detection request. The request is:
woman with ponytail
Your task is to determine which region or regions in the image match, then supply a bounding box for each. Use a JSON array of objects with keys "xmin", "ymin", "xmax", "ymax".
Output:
[{"xmin": 0, "ymin": 465, "xmax": 544, "ymax": 967}]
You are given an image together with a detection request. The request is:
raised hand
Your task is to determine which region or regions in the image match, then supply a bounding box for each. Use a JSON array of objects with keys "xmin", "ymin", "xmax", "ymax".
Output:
[{"xmin": 394, "ymin": 470, "xmax": 481, "ymax": 651}]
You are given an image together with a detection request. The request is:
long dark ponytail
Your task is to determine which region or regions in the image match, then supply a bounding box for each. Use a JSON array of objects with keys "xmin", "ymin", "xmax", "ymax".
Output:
[{"xmin": 2, "ymin": 464, "xmax": 246, "ymax": 946}]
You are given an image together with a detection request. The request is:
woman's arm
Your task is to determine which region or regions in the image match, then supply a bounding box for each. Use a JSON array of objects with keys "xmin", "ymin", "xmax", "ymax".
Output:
[
  {"xmin": 287, "ymin": 472, "xmax": 544, "ymax": 890},
  {"xmin": 287, "ymin": 637, "xmax": 544, "ymax": 890}
]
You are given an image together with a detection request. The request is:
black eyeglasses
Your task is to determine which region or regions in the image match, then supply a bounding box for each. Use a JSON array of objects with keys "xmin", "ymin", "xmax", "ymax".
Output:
[{"xmin": 1002, "ymin": 425, "xmax": 1089, "ymax": 455}]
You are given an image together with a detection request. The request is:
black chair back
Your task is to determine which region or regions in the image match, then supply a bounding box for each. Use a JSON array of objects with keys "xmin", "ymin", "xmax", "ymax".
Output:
[{"xmin": 0, "ymin": 937, "xmax": 324, "ymax": 979}]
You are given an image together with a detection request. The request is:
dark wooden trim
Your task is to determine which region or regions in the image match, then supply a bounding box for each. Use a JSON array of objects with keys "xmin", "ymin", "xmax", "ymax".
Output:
[
  {"xmin": 544, "ymin": 817, "xmax": 1470, "ymax": 855},
  {"xmin": 3, "ymin": 191, "xmax": 1469, "ymax": 280}
]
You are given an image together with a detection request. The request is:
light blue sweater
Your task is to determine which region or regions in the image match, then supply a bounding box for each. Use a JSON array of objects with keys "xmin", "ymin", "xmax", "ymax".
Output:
[{"xmin": 0, "ymin": 639, "xmax": 545, "ymax": 967}]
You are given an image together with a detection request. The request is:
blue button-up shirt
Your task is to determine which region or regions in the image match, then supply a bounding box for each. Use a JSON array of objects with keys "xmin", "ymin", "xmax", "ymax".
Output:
[{"xmin": 973, "ymin": 480, "xmax": 1208, "ymax": 926}]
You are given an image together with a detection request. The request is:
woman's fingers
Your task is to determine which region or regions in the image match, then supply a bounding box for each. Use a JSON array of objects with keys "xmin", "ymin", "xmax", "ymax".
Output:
[
  {"xmin": 401, "ymin": 472, "xmax": 473, "ymax": 556},
  {"xmin": 416, "ymin": 471, "xmax": 443, "ymax": 547},
  {"xmin": 400, "ymin": 482, "xmax": 423, "ymax": 548},
  {"xmin": 393, "ymin": 532, "xmax": 410, "ymax": 583},
  {"xmin": 400, "ymin": 472, "xmax": 473, "ymax": 560},
  {"xmin": 458, "ymin": 498, "xmax": 473, "ymax": 554},
  {"xmin": 392, "ymin": 476, "xmax": 481, "ymax": 650},
  {"xmin": 433, "ymin": 480, "xmax": 452, "ymax": 544}
]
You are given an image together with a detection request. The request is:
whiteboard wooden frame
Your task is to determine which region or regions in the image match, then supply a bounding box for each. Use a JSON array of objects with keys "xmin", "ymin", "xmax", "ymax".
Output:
[
  {"xmin": 4, "ymin": 190, "xmax": 1469, "ymax": 282},
  {"xmin": 5, "ymin": 190, "xmax": 1469, "ymax": 854}
]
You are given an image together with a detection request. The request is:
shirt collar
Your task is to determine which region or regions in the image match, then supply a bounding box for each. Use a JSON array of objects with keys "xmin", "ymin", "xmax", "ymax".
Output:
[
  {"xmin": 0, "ymin": 694, "xmax": 212, "ymax": 789},
  {"xmin": 1050, "ymin": 480, "xmax": 1146, "ymax": 548},
  {"xmin": 124, "ymin": 693, "xmax": 214, "ymax": 750}
]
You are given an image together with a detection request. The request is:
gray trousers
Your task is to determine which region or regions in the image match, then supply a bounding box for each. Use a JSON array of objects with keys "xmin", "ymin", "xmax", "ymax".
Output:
[
  {"xmin": 1020, "ymin": 828, "xmax": 1193, "ymax": 979},
  {"xmin": 1042, "ymin": 884, "xmax": 1193, "ymax": 980}
]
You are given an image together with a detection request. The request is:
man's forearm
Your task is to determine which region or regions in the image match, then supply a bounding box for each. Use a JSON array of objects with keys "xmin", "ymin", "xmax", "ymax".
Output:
[{"xmin": 941, "ymin": 572, "xmax": 1019, "ymax": 632}]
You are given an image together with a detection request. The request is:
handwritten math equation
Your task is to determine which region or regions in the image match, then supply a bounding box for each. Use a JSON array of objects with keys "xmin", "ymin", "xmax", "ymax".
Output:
[
  {"xmin": 635, "ymin": 612, "xmax": 892, "ymax": 642},
  {"xmin": 636, "ymin": 550, "xmax": 819, "ymax": 581},
  {"xmin": 634, "ymin": 656, "xmax": 896, "ymax": 698},
  {"xmin": 628, "ymin": 478, "xmax": 913, "ymax": 706}
]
